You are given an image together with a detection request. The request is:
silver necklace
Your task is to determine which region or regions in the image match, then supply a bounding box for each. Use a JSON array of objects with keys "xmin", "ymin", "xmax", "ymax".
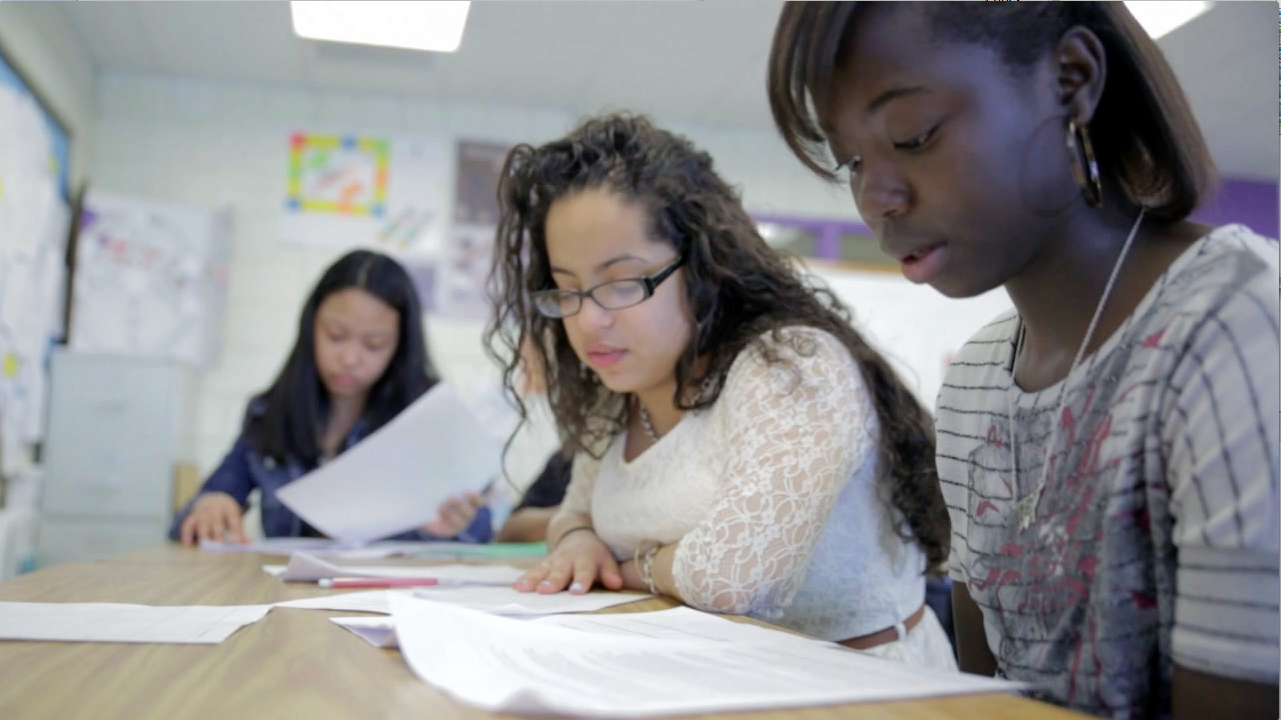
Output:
[
  {"xmin": 1009, "ymin": 208, "xmax": 1146, "ymax": 531},
  {"xmin": 636, "ymin": 378, "xmax": 711, "ymax": 443},
  {"xmin": 638, "ymin": 401, "xmax": 660, "ymax": 442}
]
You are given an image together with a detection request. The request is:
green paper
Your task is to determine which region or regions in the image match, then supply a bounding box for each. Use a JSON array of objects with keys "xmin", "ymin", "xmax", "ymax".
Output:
[{"xmin": 411, "ymin": 542, "xmax": 547, "ymax": 559}]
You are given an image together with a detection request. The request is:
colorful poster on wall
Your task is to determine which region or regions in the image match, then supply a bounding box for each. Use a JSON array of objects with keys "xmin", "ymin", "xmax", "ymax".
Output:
[
  {"xmin": 279, "ymin": 132, "xmax": 449, "ymax": 258},
  {"xmin": 436, "ymin": 140, "xmax": 511, "ymax": 319}
]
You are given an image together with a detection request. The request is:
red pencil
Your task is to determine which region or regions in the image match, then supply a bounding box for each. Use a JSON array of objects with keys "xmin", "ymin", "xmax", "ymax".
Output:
[{"xmin": 318, "ymin": 576, "xmax": 446, "ymax": 589}]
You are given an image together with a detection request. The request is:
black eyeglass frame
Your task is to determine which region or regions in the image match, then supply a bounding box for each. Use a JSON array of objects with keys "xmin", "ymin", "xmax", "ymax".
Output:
[{"xmin": 531, "ymin": 254, "xmax": 686, "ymax": 318}]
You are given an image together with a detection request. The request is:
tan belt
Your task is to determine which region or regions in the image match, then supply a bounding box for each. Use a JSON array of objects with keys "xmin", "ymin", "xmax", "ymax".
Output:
[{"xmin": 839, "ymin": 604, "xmax": 927, "ymax": 651}]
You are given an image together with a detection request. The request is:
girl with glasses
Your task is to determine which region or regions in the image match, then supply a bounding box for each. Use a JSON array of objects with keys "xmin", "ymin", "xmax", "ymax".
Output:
[{"xmin": 485, "ymin": 112, "xmax": 957, "ymax": 670}]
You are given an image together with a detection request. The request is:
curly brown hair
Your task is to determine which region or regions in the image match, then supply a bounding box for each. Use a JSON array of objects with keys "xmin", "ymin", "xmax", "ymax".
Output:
[{"xmin": 484, "ymin": 112, "xmax": 950, "ymax": 573}]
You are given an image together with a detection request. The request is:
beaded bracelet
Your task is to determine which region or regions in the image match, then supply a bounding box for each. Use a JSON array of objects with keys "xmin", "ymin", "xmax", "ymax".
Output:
[{"xmin": 634, "ymin": 543, "xmax": 660, "ymax": 595}]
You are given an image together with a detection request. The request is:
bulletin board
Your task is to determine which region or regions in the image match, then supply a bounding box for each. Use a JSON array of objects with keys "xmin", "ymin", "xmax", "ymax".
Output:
[
  {"xmin": 0, "ymin": 44, "xmax": 71, "ymax": 202},
  {"xmin": 0, "ymin": 40, "xmax": 76, "ymax": 475}
]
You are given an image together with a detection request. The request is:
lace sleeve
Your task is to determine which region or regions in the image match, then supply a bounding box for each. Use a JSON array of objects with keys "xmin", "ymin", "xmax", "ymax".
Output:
[{"xmin": 670, "ymin": 328, "xmax": 876, "ymax": 616}]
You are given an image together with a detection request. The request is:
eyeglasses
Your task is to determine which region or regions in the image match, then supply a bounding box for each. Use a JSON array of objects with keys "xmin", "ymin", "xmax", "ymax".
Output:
[{"xmin": 531, "ymin": 255, "xmax": 685, "ymax": 319}]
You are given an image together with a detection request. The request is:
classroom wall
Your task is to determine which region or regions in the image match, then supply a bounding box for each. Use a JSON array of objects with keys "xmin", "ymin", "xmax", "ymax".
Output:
[
  {"xmin": 1192, "ymin": 177, "xmax": 1280, "ymax": 239},
  {"xmin": 0, "ymin": 2, "xmax": 96, "ymax": 186},
  {"xmin": 80, "ymin": 68, "xmax": 1281, "ymax": 485},
  {"xmin": 86, "ymin": 71, "xmax": 863, "ymax": 479}
]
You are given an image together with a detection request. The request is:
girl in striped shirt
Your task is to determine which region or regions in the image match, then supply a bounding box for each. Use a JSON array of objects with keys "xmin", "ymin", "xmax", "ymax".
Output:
[{"xmin": 767, "ymin": 3, "xmax": 1278, "ymax": 718}]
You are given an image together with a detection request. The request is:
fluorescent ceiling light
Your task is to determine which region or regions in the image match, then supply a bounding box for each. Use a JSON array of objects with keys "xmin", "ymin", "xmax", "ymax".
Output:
[
  {"xmin": 290, "ymin": 1, "xmax": 471, "ymax": 53},
  {"xmin": 1124, "ymin": 1, "xmax": 1212, "ymax": 40}
]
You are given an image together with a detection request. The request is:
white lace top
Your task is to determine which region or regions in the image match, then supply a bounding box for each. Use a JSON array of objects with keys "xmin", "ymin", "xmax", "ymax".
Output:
[{"xmin": 556, "ymin": 326, "xmax": 927, "ymax": 641}]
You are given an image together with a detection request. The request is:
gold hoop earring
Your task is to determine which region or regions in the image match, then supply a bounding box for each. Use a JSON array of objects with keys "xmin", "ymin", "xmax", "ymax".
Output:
[{"xmin": 1066, "ymin": 119, "xmax": 1102, "ymax": 208}]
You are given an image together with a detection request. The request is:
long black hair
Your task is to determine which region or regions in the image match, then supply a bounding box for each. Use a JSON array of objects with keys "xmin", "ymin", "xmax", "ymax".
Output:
[
  {"xmin": 247, "ymin": 249, "xmax": 438, "ymax": 466},
  {"xmin": 485, "ymin": 113, "xmax": 950, "ymax": 573}
]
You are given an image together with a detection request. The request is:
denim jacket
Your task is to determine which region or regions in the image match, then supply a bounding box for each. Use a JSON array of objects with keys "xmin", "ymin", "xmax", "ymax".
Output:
[{"xmin": 168, "ymin": 401, "xmax": 493, "ymax": 543}]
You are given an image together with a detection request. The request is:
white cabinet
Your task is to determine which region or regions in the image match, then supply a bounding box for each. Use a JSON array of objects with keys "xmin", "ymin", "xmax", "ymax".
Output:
[{"xmin": 37, "ymin": 350, "xmax": 194, "ymax": 565}]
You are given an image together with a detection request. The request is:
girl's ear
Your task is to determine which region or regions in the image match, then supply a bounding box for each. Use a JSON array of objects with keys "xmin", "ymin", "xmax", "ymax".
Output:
[{"xmin": 1054, "ymin": 27, "xmax": 1107, "ymax": 125}]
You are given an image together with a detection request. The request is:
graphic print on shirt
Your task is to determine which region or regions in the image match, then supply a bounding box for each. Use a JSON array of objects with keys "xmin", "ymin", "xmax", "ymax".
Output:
[{"xmin": 965, "ymin": 316, "xmax": 1164, "ymax": 712}]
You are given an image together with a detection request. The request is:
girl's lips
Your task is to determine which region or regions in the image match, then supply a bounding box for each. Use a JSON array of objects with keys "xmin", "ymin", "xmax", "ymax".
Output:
[
  {"xmin": 899, "ymin": 243, "xmax": 947, "ymax": 285},
  {"xmin": 586, "ymin": 349, "xmax": 627, "ymax": 369}
]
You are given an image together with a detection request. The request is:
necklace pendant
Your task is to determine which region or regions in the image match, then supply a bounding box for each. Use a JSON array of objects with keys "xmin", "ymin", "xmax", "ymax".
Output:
[{"xmin": 1014, "ymin": 495, "xmax": 1036, "ymax": 531}]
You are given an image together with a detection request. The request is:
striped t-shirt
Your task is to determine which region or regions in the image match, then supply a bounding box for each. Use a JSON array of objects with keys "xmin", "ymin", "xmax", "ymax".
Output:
[{"xmin": 937, "ymin": 225, "xmax": 1279, "ymax": 719}]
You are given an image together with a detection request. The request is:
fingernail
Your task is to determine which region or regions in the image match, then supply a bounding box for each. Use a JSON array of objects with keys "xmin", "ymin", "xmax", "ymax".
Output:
[
  {"xmin": 569, "ymin": 582, "xmax": 584, "ymax": 593},
  {"xmin": 539, "ymin": 580, "xmax": 553, "ymax": 588}
]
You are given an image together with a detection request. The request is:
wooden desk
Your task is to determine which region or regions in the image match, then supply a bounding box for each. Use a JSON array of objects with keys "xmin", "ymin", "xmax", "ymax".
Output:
[{"xmin": 0, "ymin": 547, "xmax": 1091, "ymax": 720}]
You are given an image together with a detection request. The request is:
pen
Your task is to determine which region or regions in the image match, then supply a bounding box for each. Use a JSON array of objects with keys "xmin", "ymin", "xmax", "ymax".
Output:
[{"xmin": 318, "ymin": 577, "xmax": 448, "ymax": 589}]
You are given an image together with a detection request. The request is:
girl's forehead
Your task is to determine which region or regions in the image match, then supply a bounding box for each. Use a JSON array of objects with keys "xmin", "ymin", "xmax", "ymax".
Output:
[{"xmin": 824, "ymin": 29, "xmax": 1019, "ymax": 127}]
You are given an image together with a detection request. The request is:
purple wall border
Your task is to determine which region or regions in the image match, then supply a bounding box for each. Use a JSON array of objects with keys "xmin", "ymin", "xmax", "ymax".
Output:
[
  {"xmin": 1192, "ymin": 177, "xmax": 1278, "ymax": 239},
  {"xmin": 755, "ymin": 176, "xmax": 1278, "ymax": 261}
]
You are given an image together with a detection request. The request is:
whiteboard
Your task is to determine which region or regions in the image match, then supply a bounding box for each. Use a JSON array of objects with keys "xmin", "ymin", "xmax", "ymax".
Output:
[{"xmin": 802, "ymin": 261, "xmax": 1013, "ymax": 412}]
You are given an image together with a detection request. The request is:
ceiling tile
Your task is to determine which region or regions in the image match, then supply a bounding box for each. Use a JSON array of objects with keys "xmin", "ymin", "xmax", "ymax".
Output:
[
  {"xmin": 54, "ymin": 1, "xmax": 158, "ymax": 70},
  {"xmin": 37, "ymin": 0, "xmax": 1274, "ymax": 175}
]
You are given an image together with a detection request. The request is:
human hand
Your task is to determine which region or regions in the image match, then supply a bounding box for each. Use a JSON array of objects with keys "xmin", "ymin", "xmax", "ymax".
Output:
[
  {"xmin": 514, "ymin": 529, "xmax": 622, "ymax": 595},
  {"xmin": 421, "ymin": 490, "xmax": 487, "ymax": 538},
  {"xmin": 179, "ymin": 492, "xmax": 247, "ymax": 546}
]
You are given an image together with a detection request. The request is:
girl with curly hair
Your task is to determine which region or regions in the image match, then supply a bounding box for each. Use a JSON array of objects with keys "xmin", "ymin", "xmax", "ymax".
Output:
[{"xmin": 485, "ymin": 112, "xmax": 955, "ymax": 669}]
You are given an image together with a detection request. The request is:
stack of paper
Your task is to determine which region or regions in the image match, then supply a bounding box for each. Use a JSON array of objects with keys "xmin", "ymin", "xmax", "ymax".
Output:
[
  {"xmin": 200, "ymin": 538, "xmax": 341, "ymax": 554},
  {"xmin": 201, "ymin": 538, "xmax": 475, "ymax": 559},
  {"xmin": 389, "ymin": 594, "xmax": 1022, "ymax": 717},
  {"xmin": 332, "ymin": 606, "xmax": 826, "ymax": 650},
  {"xmin": 272, "ymin": 586, "xmax": 652, "ymax": 616},
  {"xmin": 0, "ymin": 601, "xmax": 271, "ymax": 644},
  {"xmin": 401, "ymin": 542, "xmax": 548, "ymax": 560},
  {"xmin": 263, "ymin": 551, "xmax": 525, "ymax": 584}
]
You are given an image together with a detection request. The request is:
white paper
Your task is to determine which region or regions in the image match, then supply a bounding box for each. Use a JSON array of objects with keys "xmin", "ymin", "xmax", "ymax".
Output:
[
  {"xmin": 273, "ymin": 589, "xmax": 400, "ymax": 614},
  {"xmin": 265, "ymin": 552, "xmax": 524, "ymax": 584},
  {"xmin": 320, "ymin": 542, "xmax": 447, "ymax": 559},
  {"xmin": 391, "ymin": 594, "xmax": 1021, "ymax": 718},
  {"xmin": 411, "ymin": 585, "xmax": 654, "ymax": 616},
  {"xmin": 199, "ymin": 537, "xmax": 340, "ymax": 554},
  {"xmin": 321, "ymin": 606, "xmax": 825, "ymax": 651},
  {"xmin": 331, "ymin": 616, "xmax": 397, "ymax": 648},
  {"xmin": 275, "ymin": 383, "xmax": 502, "ymax": 543},
  {"xmin": 271, "ymin": 586, "xmax": 652, "ymax": 616},
  {"xmin": 200, "ymin": 538, "xmax": 439, "ymax": 558},
  {"xmin": 0, "ymin": 601, "xmax": 271, "ymax": 644},
  {"xmin": 533, "ymin": 606, "xmax": 823, "ymax": 646}
]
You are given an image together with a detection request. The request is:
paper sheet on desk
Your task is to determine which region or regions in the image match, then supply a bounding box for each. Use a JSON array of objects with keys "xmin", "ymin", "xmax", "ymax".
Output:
[
  {"xmin": 332, "ymin": 616, "xmax": 398, "ymax": 648},
  {"xmin": 264, "ymin": 551, "xmax": 524, "ymax": 584},
  {"xmin": 202, "ymin": 539, "xmax": 445, "ymax": 558},
  {"xmin": 272, "ymin": 586, "xmax": 652, "ymax": 616},
  {"xmin": 328, "ymin": 606, "xmax": 844, "ymax": 650},
  {"xmin": 0, "ymin": 601, "xmax": 271, "ymax": 644},
  {"xmin": 200, "ymin": 538, "xmax": 340, "ymax": 554},
  {"xmin": 390, "ymin": 594, "xmax": 1023, "ymax": 718},
  {"xmin": 275, "ymin": 383, "xmax": 502, "ymax": 543},
  {"xmin": 399, "ymin": 541, "xmax": 548, "ymax": 560}
]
